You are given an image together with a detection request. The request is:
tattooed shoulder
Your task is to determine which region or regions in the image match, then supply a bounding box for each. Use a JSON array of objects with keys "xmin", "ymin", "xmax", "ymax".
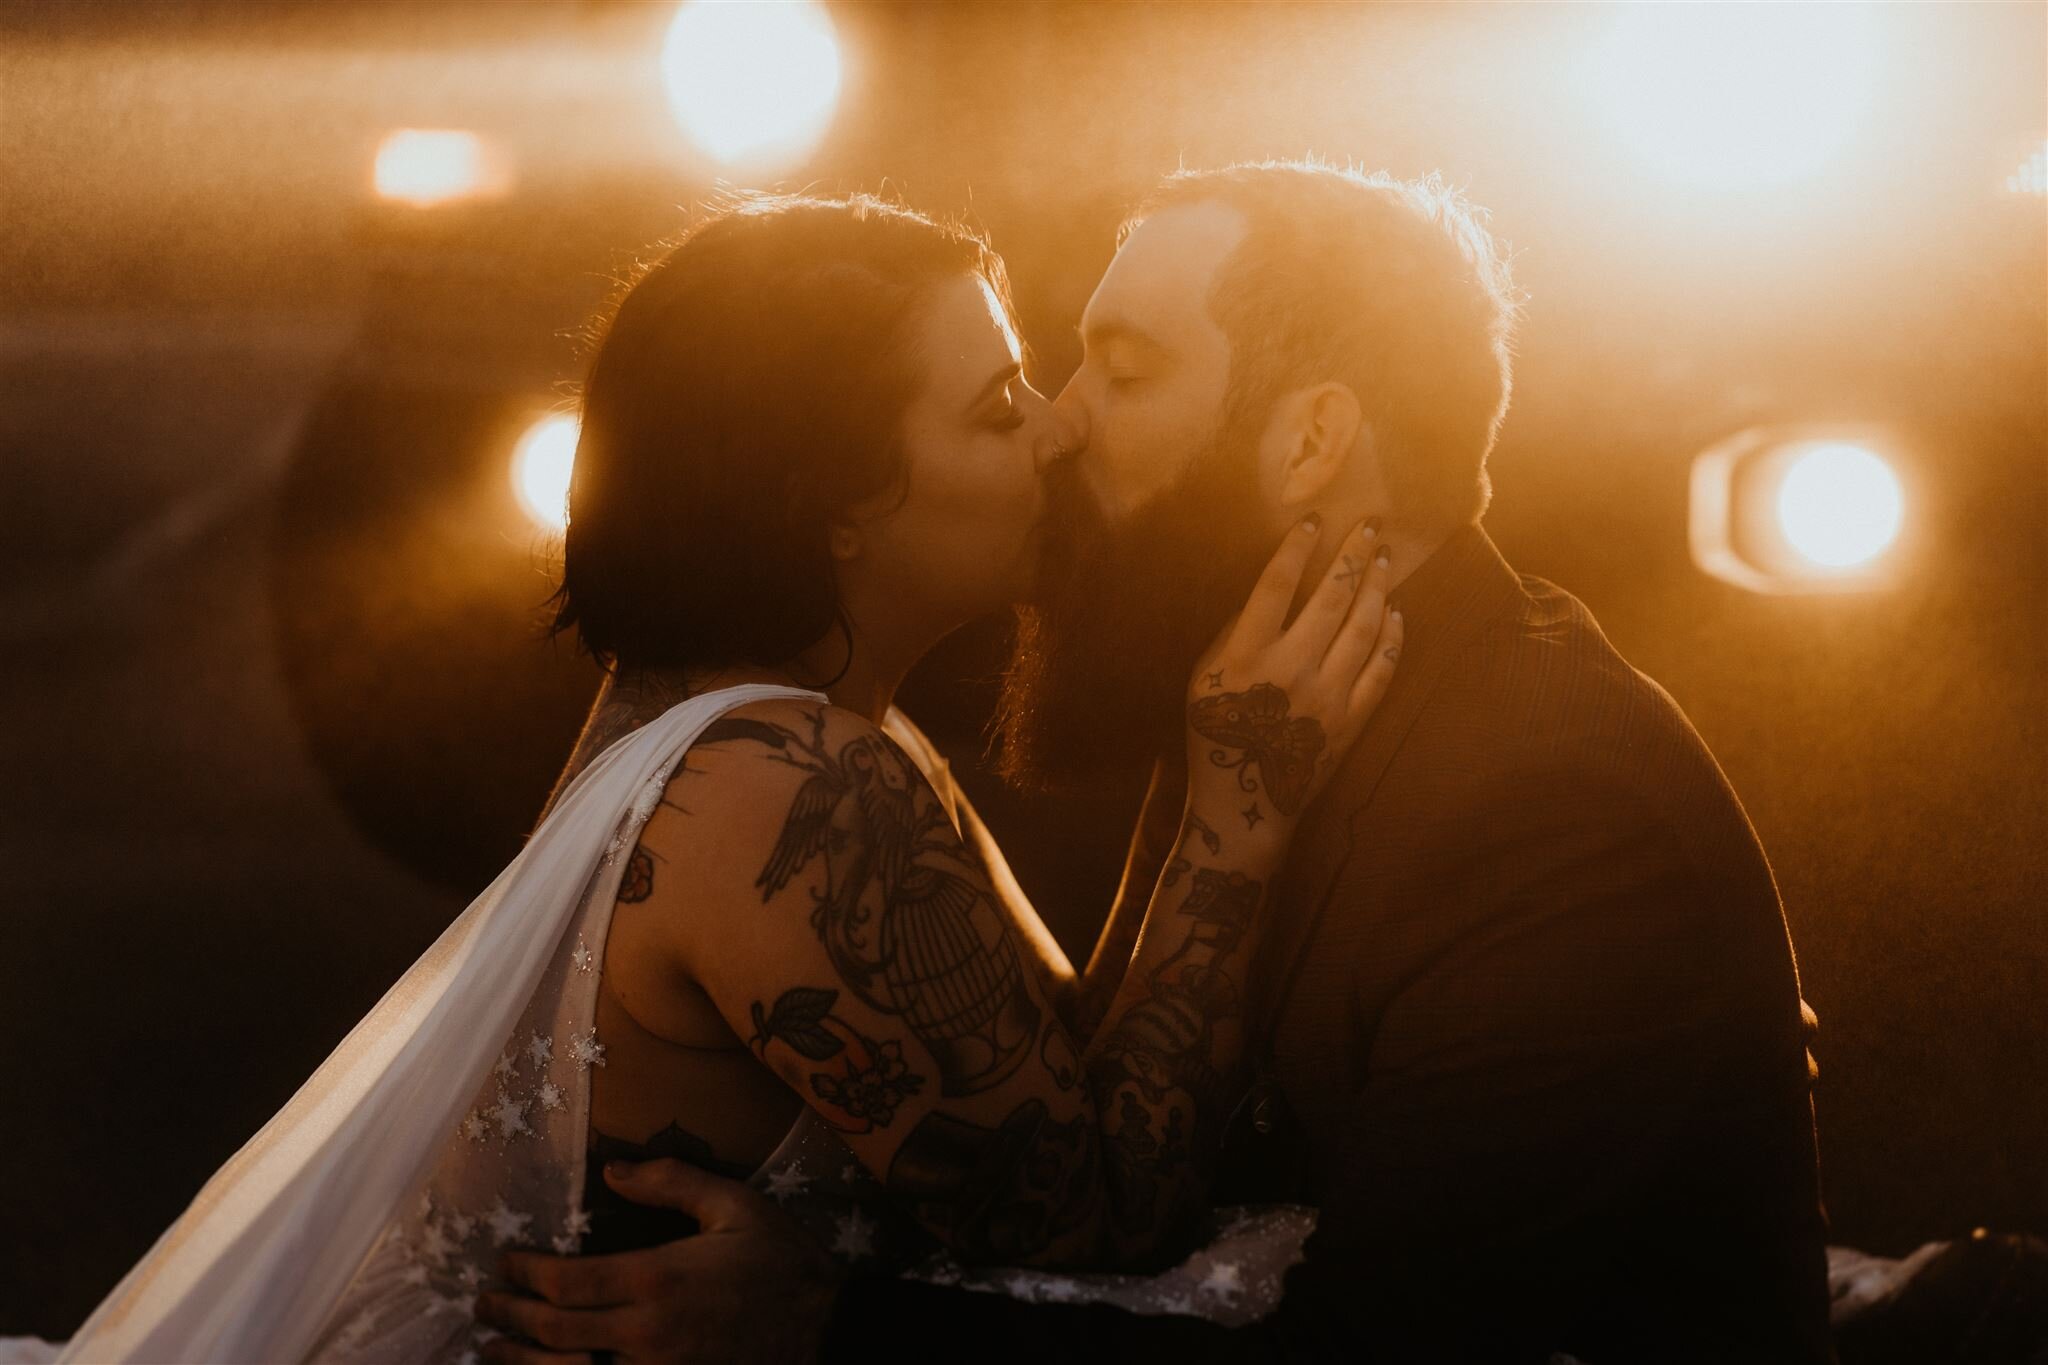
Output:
[{"xmin": 700, "ymin": 703, "xmax": 1046, "ymax": 1101}]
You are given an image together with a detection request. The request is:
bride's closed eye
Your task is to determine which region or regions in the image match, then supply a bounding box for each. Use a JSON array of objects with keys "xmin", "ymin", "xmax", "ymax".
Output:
[{"xmin": 987, "ymin": 389, "xmax": 1027, "ymax": 431}]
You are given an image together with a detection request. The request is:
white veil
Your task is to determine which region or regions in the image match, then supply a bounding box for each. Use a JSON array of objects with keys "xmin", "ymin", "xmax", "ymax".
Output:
[{"xmin": 34, "ymin": 683, "xmax": 824, "ymax": 1365}]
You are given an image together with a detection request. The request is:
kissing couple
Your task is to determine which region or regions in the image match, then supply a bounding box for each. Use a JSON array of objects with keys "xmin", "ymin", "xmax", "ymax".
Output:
[{"xmin": 23, "ymin": 159, "xmax": 1830, "ymax": 1365}]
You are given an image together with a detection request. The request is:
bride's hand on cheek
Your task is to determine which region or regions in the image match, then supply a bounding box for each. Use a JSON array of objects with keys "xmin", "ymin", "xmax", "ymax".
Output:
[{"xmin": 1182, "ymin": 515, "xmax": 1403, "ymax": 839}]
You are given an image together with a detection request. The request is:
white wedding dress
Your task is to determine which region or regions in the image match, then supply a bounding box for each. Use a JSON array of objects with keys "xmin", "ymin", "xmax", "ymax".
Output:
[{"xmin": 2, "ymin": 684, "xmax": 1312, "ymax": 1365}]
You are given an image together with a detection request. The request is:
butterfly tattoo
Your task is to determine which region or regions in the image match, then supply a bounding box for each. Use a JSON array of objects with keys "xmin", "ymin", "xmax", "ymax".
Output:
[{"xmin": 1186, "ymin": 682, "xmax": 1327, "ymax": 816}]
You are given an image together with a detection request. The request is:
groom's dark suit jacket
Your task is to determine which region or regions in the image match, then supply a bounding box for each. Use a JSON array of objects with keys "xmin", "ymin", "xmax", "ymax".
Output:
[
  {"xmin": 1225, "ymin": 523, "xmax": 1832, "ymax": 1363},
  {"xmin": 827, "ymin": 525, "xmax": 1831, "ymax": 1365}
]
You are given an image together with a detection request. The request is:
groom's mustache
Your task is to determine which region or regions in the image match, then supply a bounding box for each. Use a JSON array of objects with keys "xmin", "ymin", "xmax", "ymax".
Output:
[
  {"xmin": 996, "ymin": 428, "xmax": 1276, "ymax": 791},
  {"xmin": 1030, "ymin": 454, "xmax": 1109, "ymax": 606}
]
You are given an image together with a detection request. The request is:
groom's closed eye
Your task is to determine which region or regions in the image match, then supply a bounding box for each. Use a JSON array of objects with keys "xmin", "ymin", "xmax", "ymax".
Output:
[{"xmin": 1077, "ymin": 318, "xmax": 1170, "ymax": 369}]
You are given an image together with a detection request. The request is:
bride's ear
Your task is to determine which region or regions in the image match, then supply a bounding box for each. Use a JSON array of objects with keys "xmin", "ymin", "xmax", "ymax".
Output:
[
  {"xmin": 828, "ymin": 521, "xmax": 864, "ymax": 562},
  {"xmin": 1262, "ymin": 382, "xmax": 1364, "ymax": 513}
]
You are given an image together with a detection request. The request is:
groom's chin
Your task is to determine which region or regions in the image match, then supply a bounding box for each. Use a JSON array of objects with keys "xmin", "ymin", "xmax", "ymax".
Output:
[{"xmin": 991, "ymin": 608, "xmax": 1181, "ymax": 794}]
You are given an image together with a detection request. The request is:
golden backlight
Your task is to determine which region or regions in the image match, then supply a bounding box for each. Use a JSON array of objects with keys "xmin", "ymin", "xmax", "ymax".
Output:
[
  {"xmin": 2008, "ymin": 141, "xmax": 2048, "ymax": 195},
  {"xmin": 512, "ymin": 414, "xmax": 579, "ymax": 534},
  {"xmin": 1774, "ymin": 443, "xmax": 1904, "ymax": 570},
  {"xmin": 660, "ymin": 0, "xmax": 842, "ymax": 166},
  {"xmin": 372, "ymin": 130, "xmax": 499, "ymax": 207},
  {"xmin": 1580, "ymin": 4, "xmax": 1884, "ymax": 191}
]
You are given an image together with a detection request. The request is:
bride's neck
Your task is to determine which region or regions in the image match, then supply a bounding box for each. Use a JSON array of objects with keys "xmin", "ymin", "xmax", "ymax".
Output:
[{"xmin": 542, "ymin": 621, "xmax": 923, "ymax": 821}]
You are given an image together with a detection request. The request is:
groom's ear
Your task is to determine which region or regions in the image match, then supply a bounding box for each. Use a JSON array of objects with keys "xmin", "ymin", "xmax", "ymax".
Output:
[{"xmin": 1262, "ymin": 382, "xmax": 1364, "ymax": 513}]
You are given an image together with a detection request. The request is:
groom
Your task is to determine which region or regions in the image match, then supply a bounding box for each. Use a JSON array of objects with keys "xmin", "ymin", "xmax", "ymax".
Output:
[{"xmin": 480, "ymin": 161, "xmax": 1832, "ymax": 1364}]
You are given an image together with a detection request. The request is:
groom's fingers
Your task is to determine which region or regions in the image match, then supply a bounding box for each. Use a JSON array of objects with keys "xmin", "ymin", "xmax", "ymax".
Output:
[
  {"xmin": 499, "ymin": 1248, "xmax": 634, "ymax": 1308},
  {"xmin": 477, "ymin": 1291, "xmax": 626, "ymax": 1355},
  {"xmin": 479, "ymin": 1337, "xmax": 592, "ymax": 1365},
  {"xmin": 604, "ymin": 1157, "xmax": 757, "ymax": 1230}
]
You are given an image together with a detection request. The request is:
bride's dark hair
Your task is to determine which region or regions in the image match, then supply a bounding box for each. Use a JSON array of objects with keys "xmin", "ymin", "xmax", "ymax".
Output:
[{"xmin": 548, "ymin": 191, "xmax": 1017, "ymax": 673}]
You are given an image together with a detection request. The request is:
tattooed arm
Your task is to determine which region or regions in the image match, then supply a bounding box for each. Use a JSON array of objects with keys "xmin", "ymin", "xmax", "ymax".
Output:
[
  {"xmin": 1079, "ymin": 517, "xmax": 1402, "ymax": 1257},
  {"xmin": 651, "ymin": 518, "xmax": 1400, "ymax": 1269},
  {"xmin": 952, "ymin": 784, "xmax": 1081, "ymax": 1024}
]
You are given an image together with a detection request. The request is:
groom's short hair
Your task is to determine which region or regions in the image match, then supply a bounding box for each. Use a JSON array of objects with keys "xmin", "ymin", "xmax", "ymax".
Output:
[{"xmin": 1124, "ymin": 160, "xmax": 1519, "ymax": 529}]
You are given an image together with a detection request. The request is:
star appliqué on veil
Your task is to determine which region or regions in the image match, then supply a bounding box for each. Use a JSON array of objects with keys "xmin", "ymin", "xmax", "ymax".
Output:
[
  {"xmin": 1199, "ymin": 1262, "xmax": 1242, "ymax": 1300},
  {"xmin": 526, "ymin": 1032, "xmax": 553, "ymax": 1067},
  {"xmin": 334, "ymin": 1314, "xmax": 373, "ymax": 1351},
  {"xmin": 490, "ymin": 1091, "xmax": 531, "ymax": 1139},
  {"xmin": 762, "ymin": 1167, "xmax": 809, "ymax": 1200},
  {"xmin": 571, "ymin": 939, "xmax": 595, "ymax": 973},
  {"xmin": 831, "ymin": 1209, "xmax": 877, "ymax": 1261},
  {"xmin": 535, "ymin": 1079, "xmax": 565, "ymax": 1112},
  {"xmin": 485, "ymin": 1197, "xmax": 531, "ymax": 1247},
  {"xmin": 570, "ymin": 1029, "xmax": 606, "ymax": 1068},
  {"xmin": 418, "ymin": 1217, "xmax": 458, "ymax": 1265}
]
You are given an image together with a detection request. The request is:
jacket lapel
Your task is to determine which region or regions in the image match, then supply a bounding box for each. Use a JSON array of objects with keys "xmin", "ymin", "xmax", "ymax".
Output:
[{"xmin": 1249, "ymin": 525, "xmax": 1527, "ymax": 1036}]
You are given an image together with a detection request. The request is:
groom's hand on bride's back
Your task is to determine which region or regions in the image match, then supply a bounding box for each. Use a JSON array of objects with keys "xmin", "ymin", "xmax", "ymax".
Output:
[{"xmin": 478, "ymin": 1159, "xmax": 836, "ymax": 1365}]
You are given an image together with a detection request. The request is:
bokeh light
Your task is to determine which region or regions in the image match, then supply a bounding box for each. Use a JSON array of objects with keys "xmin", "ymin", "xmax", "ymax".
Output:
[
  {"xmin": 2007, "ymin": 140, "xmax": 2047, "ymax": 195},
  {"xmin": 372, "ymin": 129, "xmax": 501, "ymax": 207},
  {"xmin": 1774, "ymin": 442, "xmax": 1904, "ymax": 569},
  {"xmin": 511, "ymin": 413, "xmax": 579, "ymax": 534},
  {"xmin": 1580, "ymin": 4, "xmax": 1884, "ymax": 191},
  {"xmin": 660, "ymin": 0, "xmax": 842, "ymax": 166}
]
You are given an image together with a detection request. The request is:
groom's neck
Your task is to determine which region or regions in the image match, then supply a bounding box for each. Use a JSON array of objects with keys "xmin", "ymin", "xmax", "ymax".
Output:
[{"xmin": 1291, "ymin": 509, "xmax": 1454, "ymax": 615}]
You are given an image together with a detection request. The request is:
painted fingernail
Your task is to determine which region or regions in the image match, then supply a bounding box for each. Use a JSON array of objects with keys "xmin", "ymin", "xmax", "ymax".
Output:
[
  {"xmin": 1363, "ymin": 517, "xmax": 1382, "ymax": 537},
  {"xmin": 1302, "ymin": 512, "xmax": 1322, "ymax": 531},
  {"xmin": 1375, "ymin": 550, "xmax": 1391, "ymax": 568},
  {"xmin": 1391, "ymin": 607, "xmax": 1403, "ymax": 620}
]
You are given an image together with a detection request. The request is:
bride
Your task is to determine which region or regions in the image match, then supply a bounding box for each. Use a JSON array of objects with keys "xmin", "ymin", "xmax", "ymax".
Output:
[{"xmin": 18, "ymin": 191, "xmax": 1401, "ymax": 1363}]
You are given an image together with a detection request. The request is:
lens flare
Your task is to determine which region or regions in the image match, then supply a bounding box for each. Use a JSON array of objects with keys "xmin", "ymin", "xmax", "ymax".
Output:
[
  {"xmin": 2007, "ymin": 141, "xmax": 2048, "ymax": 195},
  {"xmin": 660, "ymin": 0, "xmax": 842, "ymax": 166},
  {"xmin": 1774, "ymin": 443, "xmax": 1903, "ymax": 569},
  {"xmin": 1581, "ymin": 4, "xmax": 1884, "ymax": 190},
  {"xmin": 373, "ymin": 130, "xmax": 499, "ymax": 207},
  {"xmin": 512, "ymin": 414, "xmax": 579, "ymax": 534}
]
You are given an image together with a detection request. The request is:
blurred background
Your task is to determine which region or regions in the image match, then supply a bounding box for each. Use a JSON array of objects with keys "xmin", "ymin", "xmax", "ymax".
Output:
[{"xmin": 1, "ymin": 0, "xmax": 2042, "ymax": 1337}]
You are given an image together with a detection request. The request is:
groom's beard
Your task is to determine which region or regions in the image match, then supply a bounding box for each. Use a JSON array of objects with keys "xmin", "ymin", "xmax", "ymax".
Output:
[{"xmin": 994, "ymin": 429, "xmax": 1273, "ymax": 791}]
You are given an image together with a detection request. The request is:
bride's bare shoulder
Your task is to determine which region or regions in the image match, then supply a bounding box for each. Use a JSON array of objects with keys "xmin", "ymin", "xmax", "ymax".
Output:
[{"xmin": 633, "ymin": 697, "xmax": 918, "ymax": 886}]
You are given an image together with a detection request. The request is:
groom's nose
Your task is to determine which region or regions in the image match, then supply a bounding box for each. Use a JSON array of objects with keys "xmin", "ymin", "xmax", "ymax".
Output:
[
  {"xmin": 1035, "ymin": 401, "xmax": 1087, "ymax": 475},
  {"xmin": 1051, "ymin": 371, "xmax": 1091, "ymax": 455}
]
